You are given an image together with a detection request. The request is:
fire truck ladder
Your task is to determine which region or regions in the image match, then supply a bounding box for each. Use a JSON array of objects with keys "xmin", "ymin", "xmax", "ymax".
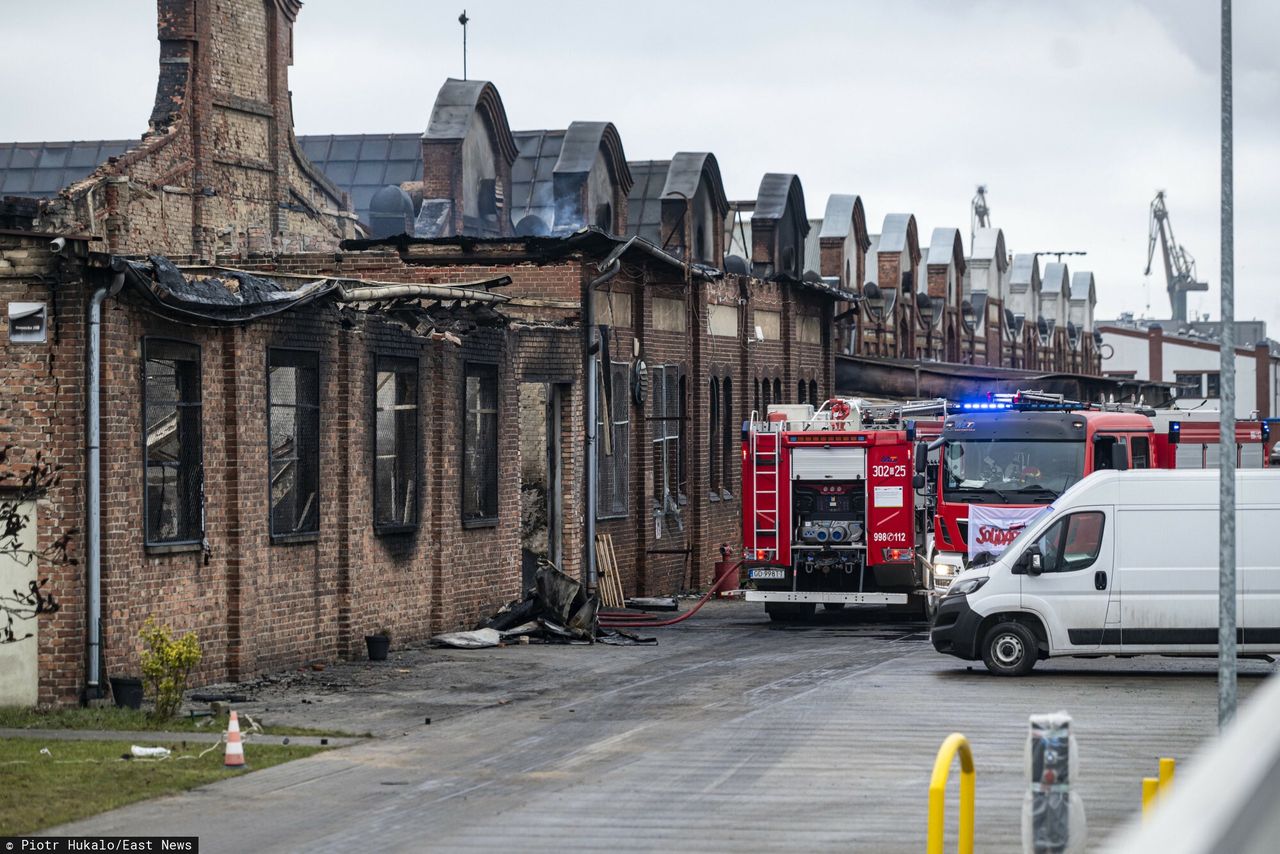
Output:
[{"xmin": 749, "ymin": 414, "xmax": 781, "ymax": 561}]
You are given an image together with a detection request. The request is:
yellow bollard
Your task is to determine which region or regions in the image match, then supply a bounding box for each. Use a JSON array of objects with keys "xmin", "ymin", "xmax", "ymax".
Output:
[
  {"xmin": 927, "ymin": 733, "xmax": 975, "ymax": 854},
  {"xmin": 1158, "ymin": 757, "xmax": 1175, "ymax": 797},
  {"xmin": 1141, "ymin": 777, "xmax": 1159, "ymax": 819}
]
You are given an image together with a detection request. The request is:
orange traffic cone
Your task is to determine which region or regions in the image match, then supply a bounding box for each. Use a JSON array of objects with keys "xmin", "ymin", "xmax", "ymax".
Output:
[{"xmin": 224, "ymin": 709, "xmax": 246, "ymax": 769}]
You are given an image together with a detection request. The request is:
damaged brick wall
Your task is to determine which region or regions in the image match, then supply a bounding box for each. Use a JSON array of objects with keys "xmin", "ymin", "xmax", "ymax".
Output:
[{"xmin": 38, "ymin": 0, "xmax": 356, "ymax": 258}]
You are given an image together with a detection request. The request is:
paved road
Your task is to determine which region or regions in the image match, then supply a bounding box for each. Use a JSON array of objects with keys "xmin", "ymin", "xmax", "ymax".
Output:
[{"xmin": 51, "ymin": 601, "xmax": 1274, "ymax": 852}]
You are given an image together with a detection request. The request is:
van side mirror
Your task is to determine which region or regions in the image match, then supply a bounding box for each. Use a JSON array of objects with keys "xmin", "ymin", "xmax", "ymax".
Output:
[
  {"xmin": 1016, "ymin": 546, "xmax": 1043, "ymax": 576},
  {"xmin": 915, "ymin": 443, "xmax": 928, "ymax": 474},
  {"xmin": 1110, "ymin": 443, "xmax": 1129, "ymax": 472}
]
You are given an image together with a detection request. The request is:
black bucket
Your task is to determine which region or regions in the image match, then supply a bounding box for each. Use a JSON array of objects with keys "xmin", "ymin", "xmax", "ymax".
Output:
[
  {"xmin": 110, "ymin": 676, "xmax": 144, "ymax": 710},
  {"xmin": 365, "ymin": 635, "xmax": 390, "ymax": 661}
]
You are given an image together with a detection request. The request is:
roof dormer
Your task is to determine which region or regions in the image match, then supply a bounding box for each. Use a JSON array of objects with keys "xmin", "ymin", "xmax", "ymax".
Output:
[
  {"xmin": 750, "ymin": 173, "xmax": 809, "ymax": 280},
  {"xmin": 418, "ymin": 79, "xmax": 518, "ymax": 238}
]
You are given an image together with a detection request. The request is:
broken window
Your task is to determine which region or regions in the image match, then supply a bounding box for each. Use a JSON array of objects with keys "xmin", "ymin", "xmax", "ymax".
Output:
[
  {"xmin": 269, "ymin": 350, "xmax": 320, "ymax": 537},
  {"xmin": 650, "ymin": 364, "xmax": 685, "ymax": 537},
  {"xmin": 374, "ymin": 355, "xmax": 419, "ymax": 531},
  {"xmin": 143, "ymin": 339, "xmax": 203, "ymax": 545},
  {"xmin": 464, "ymin": 363, "xmax": 500, "ymax": 525},
  {"xmin": 597, "ymin": 360, "xmax": 630, "ymax": 519}
]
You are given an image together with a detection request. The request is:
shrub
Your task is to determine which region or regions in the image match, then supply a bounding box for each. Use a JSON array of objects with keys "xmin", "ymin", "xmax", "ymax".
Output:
[{"xmin": 139, "ymin": 618, "xmax": 202, "ymax": 719}]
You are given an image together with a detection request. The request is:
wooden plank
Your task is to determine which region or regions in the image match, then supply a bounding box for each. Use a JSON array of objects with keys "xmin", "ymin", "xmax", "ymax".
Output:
[{"xmin": 605, "ymin": 534, "xmax": 625, "ymax": 605}]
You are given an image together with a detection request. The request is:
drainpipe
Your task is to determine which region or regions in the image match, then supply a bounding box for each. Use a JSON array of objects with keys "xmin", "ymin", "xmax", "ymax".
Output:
[
  {"xmin": 86, "ymin": 263, "xmax": 125, "ymax": 695},
  {"xmin": 584, "ymin": 246, "xmax": 628, "ymax": 596}
]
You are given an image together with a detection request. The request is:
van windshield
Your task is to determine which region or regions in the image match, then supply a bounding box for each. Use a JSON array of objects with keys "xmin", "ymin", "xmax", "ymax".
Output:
[{"xmin": 943, "ymin": 440, "xmax": 1085, "ymax": 504}]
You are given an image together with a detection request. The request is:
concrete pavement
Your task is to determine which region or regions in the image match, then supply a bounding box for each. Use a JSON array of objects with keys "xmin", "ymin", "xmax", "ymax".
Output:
[{"xmin": 47, "ymin": 600, "xmax": 1274, "ymax": 852}]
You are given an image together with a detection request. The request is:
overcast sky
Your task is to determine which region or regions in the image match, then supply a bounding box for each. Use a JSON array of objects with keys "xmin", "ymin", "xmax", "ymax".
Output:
[{"xmin": 2, "ymin": 1, "xmax": 1277, "ymax": 337}]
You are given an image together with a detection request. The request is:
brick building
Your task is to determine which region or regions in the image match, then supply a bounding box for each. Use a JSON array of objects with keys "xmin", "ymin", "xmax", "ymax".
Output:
[{"xmin": 0, "ymin": 3, "xmax": 847, "ymax": 705}]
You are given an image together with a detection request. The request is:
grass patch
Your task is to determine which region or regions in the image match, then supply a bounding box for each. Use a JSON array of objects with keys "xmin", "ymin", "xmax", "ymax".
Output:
[
  {"xmin": 0, "ymin": 706, "xmax": 354, "ymax": 738},
  {"xmin": 0, "ymin": 737, "xmax": 324, "ymax": 835}
]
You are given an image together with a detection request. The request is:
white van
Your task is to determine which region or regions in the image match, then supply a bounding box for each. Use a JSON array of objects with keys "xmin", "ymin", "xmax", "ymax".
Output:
[{"xmin": 931, "ymin": 470, "xmax": 1280, "ymax": 675}]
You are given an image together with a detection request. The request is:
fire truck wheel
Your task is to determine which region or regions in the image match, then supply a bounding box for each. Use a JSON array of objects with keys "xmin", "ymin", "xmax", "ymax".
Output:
[
  {"xmin": 766, "ymin": 603, "xmax": 817, "ymax": 622},
  {"xmin": 981, "ymin": 621, "xmax": 1038, "ymax": 676},
  {"xmin": 914, "ymin": 592, "xmax": 938, "ymax": 623}
]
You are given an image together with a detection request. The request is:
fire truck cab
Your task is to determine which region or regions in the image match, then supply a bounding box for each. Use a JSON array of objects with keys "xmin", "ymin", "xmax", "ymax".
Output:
[
  {"xmin": 926, "ymin": 393, "xmax": 1272, "ymax": 590},
  {"xmin": 742, "ymin": 399, "xmax": 938, "ymax": 622}
]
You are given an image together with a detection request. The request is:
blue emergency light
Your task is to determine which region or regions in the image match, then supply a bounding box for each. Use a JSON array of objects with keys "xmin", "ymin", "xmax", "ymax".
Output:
[
  {"xmin": 955, "ymin": 391, "xmax": 1084, "ymax": 412},
  {"xmin": 1168, "ymin": 421, "xmax": 1181, "ymax": 445}
]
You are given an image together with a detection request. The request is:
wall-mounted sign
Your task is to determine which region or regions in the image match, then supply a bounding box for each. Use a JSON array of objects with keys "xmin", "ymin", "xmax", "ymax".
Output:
[{"xmin": 8, "ymin": 302, "xmax": 47, "ymax": 344}]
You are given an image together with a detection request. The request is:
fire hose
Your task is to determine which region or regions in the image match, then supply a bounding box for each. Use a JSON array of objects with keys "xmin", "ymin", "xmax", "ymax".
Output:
[{"xmin": 597, "ymin": 560, "xmax": 743, "ymax": 628}]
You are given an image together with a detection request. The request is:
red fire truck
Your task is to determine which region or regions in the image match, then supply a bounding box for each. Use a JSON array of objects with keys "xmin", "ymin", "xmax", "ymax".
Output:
[
  {"xmin": 741, "ymin": 399, "xmax": 942, "ymax": 622},
  {"xmin": 924, "ymin": 393, "xmax": 1272, "ymax": 589}
]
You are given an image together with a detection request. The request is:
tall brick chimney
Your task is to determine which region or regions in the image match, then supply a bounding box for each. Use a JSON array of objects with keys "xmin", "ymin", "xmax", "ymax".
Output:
[
  {"xmin": 47, "ymin": 0, "xmax": 354, "ymax": 257},
  {"xmin": 152, "ymin": 0, "xmax": 353, "ymax": 256}
]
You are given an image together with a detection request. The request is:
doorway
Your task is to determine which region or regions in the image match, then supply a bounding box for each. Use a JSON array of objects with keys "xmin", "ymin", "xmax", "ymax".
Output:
[{"xmin": 519, "ymin": 383, "xmax": 564, "ymax": 590}]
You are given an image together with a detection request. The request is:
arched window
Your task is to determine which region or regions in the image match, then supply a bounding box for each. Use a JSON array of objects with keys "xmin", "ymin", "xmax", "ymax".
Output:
[
  {"xmin": 773, "ymin": 378, "xmax": 782, "ymax": 405},
  {"xmin": 753, "ymin": 378, "xmax": 761, "ymax": 416},
  {"xmin": 798, "ymin": 380, "xmax": 807, "ymax": 404},
  {"xmin": 809, "ymin": 379, "xmax": 818, "ymax": 406}
]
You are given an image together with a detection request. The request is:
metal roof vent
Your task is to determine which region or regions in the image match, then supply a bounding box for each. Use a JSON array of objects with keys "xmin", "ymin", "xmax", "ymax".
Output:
[
  {"xmin": 514, "ymin": 214, "xmax": 550, "ymax": 237},
  {"xmin": 368, "ymin": 185, "xmax": 415, "ymax": 239}
]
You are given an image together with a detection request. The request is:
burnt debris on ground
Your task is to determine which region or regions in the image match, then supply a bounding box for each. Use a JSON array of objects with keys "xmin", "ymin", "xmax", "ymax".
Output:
[{"xmin": 433, "ymin": 566, "xmax": 657, "ymax": 649}]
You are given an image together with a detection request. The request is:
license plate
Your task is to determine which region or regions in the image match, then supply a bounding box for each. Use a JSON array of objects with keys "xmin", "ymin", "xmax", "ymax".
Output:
[{"xmin": 748, "ymin": 568, "xmax": 785, "ymax": 580}]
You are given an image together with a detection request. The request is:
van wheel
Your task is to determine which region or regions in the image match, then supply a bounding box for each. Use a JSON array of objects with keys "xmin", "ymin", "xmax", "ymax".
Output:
[
  {"xmin": 823, "ymin": 602, "xmax": 845, "ymax": 611},
  {"xmin": 981, "ymin": 622, "xmax": 1038, "ymax": 676},
  {"xmin": 766, "ymin": 603, "xmax": 816, "ymax": 623}
]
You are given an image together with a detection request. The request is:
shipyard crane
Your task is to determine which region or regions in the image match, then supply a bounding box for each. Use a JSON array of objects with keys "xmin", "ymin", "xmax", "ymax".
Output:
[
  {"xmin": 1145, "ymin": 190, "xmax": 1208, "ymax": 323},
  {"xmin": 970, "ymin": 185, "xmax": 990, "ymax": 252}
]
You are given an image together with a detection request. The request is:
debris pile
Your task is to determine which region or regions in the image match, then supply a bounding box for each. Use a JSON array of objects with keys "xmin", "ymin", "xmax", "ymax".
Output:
[{"xmin": 433, "ymin": 566, "xmax": 655, "ymax": 649}]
